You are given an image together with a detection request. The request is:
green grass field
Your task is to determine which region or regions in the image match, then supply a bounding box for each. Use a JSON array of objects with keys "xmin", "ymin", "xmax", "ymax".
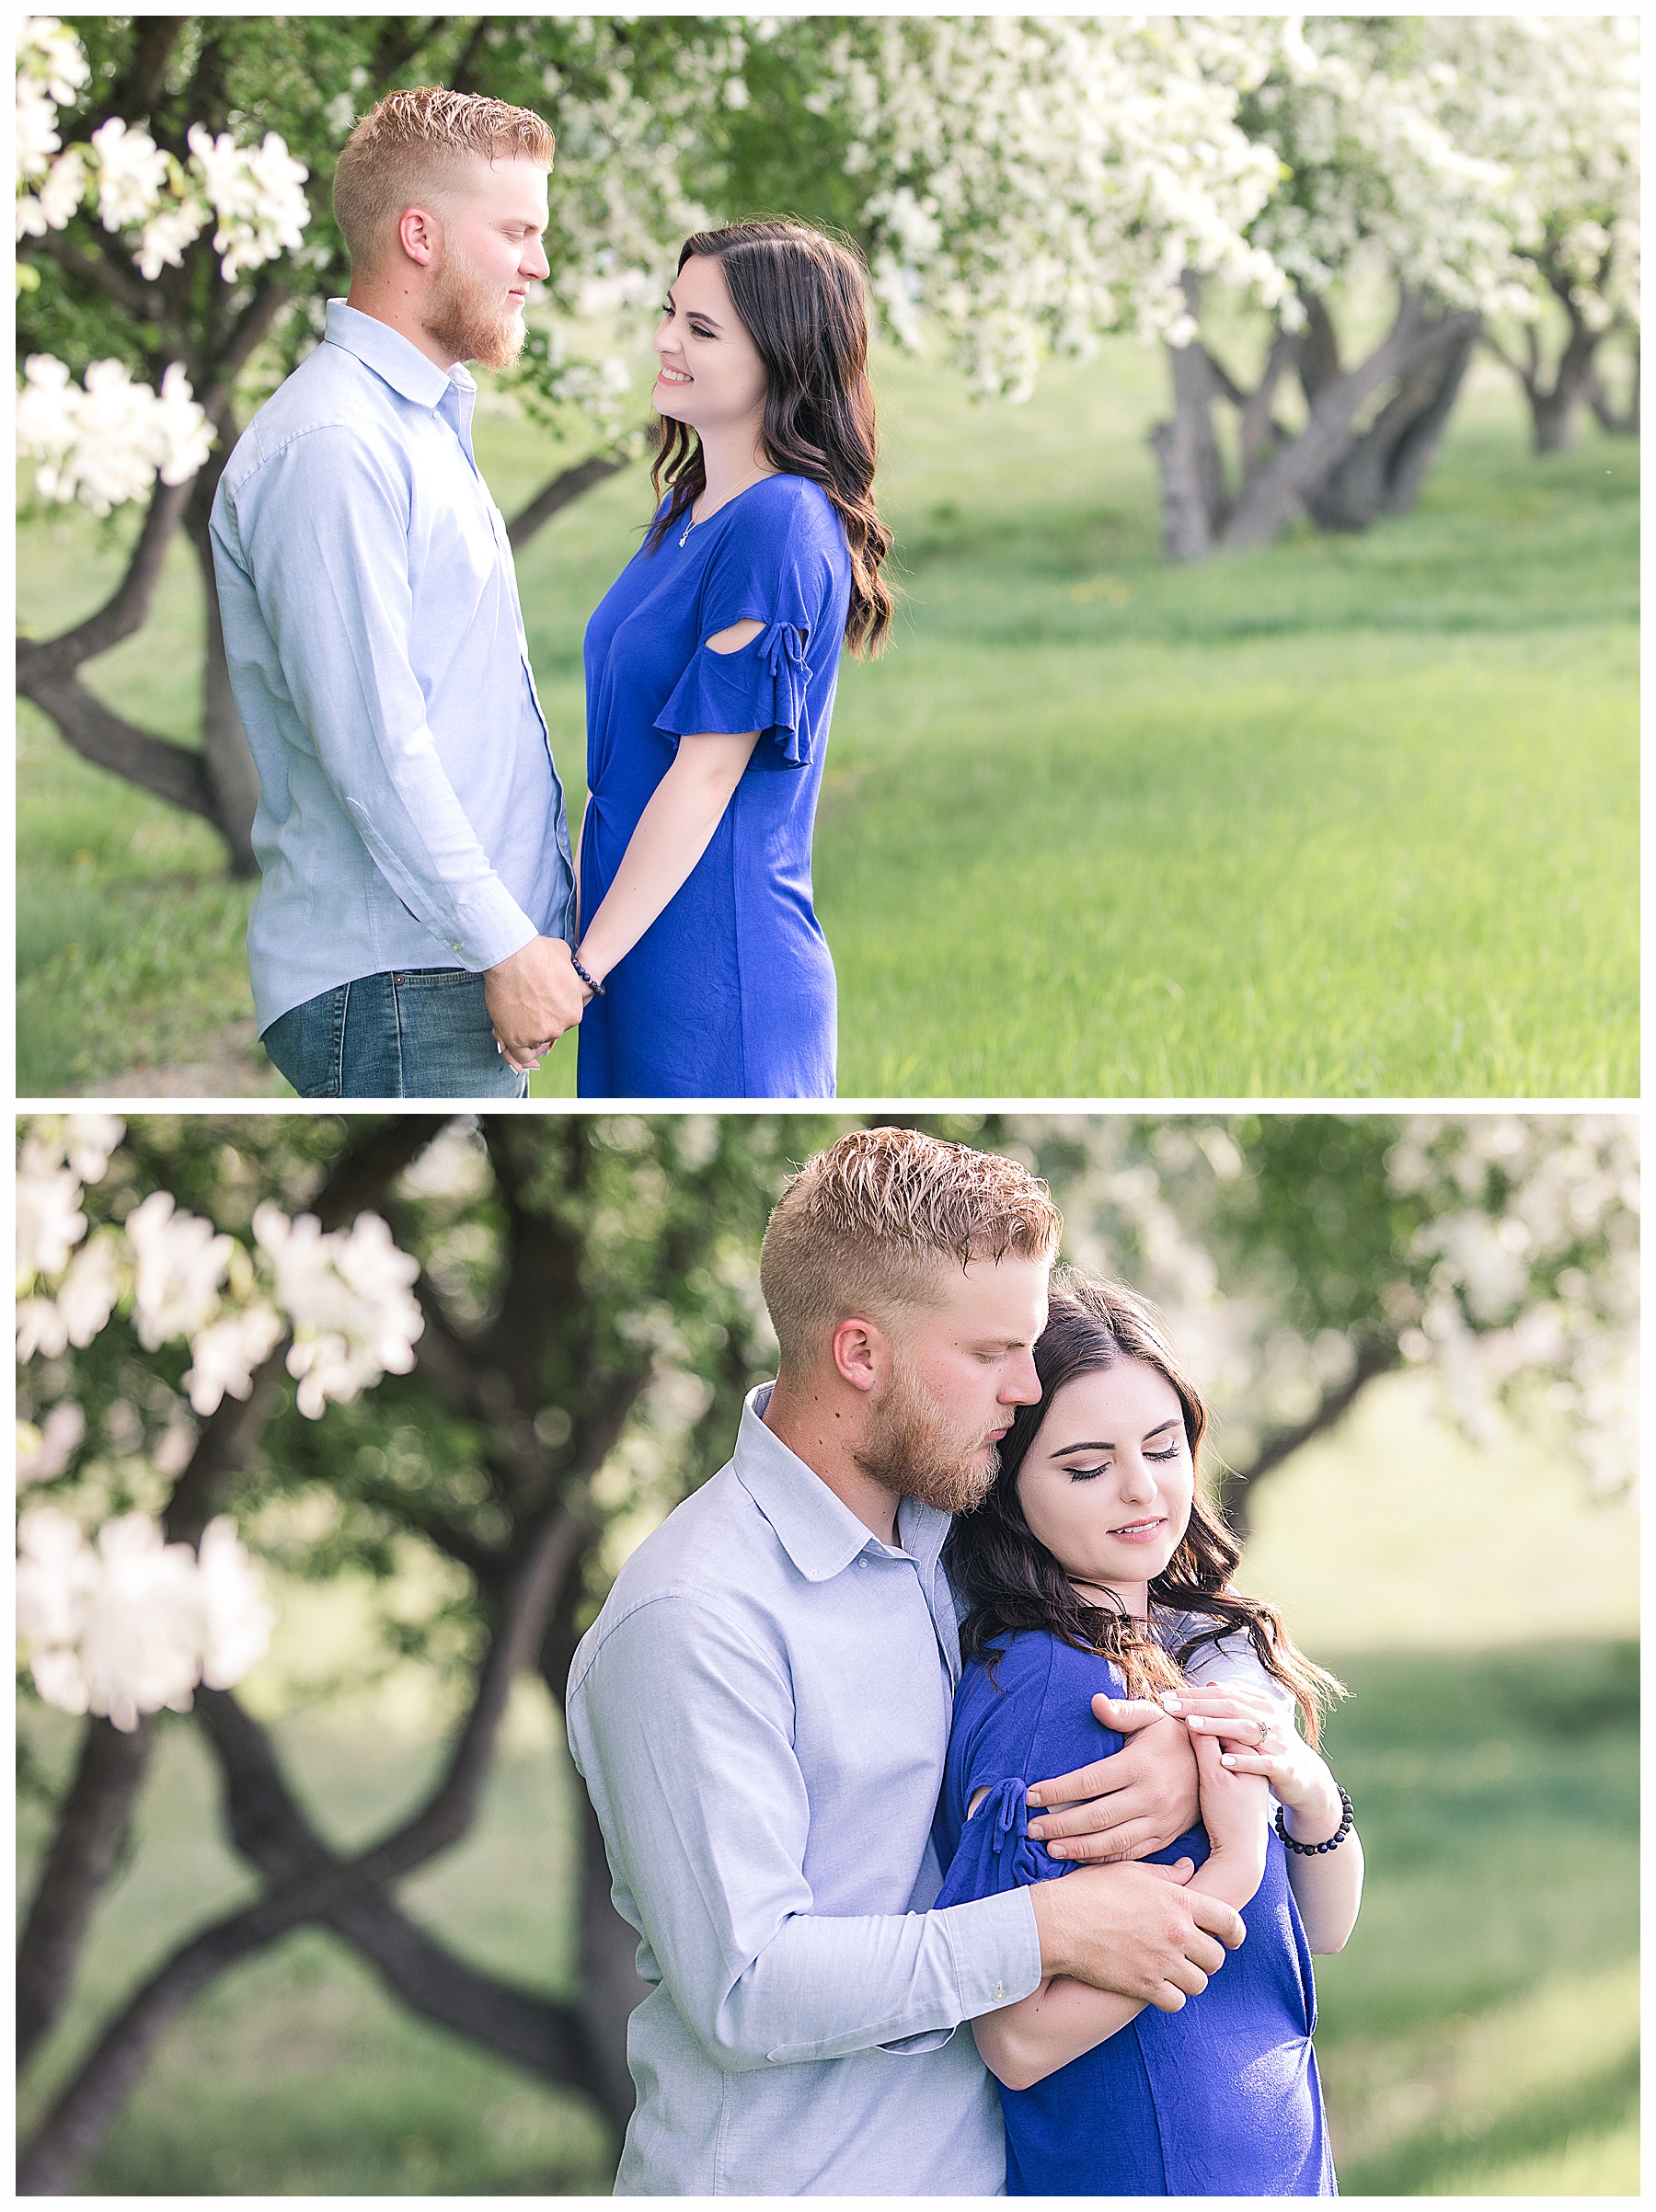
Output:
[
  {"xmin": 16, "ymin": 1641, "xmax": 1637, "ymax": 2195},
  {"xmin": 16, "ymin": 341, "xmax": 1638, "ymax": 1098},
  {"xmin": 17, "ymin": 1383, "xmax": 1639, "ymax": 2195}
]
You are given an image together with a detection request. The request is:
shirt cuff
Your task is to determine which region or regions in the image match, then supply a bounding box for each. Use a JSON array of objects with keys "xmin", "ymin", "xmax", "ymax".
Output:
[
  {"xmin": 447, "ymin": 879, "xmax": 540, "ymax": 972},
  {"xmin": 938, "ymin": 1885, "xmax": 1044, "ymax": 2018}
]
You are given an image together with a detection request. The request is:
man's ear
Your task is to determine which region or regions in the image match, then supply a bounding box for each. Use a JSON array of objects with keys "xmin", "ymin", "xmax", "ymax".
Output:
[
  {"xmin": 397, "ymin": 204, "xmax": 442, "ymax": 270},
  {"xmin": 829, "ymin": 1314, "xmax": 887, "ymax": 1394}
]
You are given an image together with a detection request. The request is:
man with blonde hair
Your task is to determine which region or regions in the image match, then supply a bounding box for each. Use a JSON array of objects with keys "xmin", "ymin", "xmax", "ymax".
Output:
[
  {"xmin": 211, "ymin": 88, "xmax": 586, "ymax": 1096},
  {"xmin": 568, "ymin": 1126, "xmax": 1241, "ymax": 2195}
]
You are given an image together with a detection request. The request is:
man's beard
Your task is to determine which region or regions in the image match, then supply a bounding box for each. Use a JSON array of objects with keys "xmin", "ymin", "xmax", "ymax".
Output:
[
  {"xmin": 424, "ymin": 248, "xmax": 525, "ymax": 372},
  {"xmin": 853, "ymin": 1358, "xmax": 1002, "ymax": 1518}
]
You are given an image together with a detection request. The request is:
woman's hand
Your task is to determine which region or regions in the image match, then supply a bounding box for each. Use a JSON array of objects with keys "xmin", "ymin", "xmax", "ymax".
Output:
[
  {"xmin": 1190, "ymin": 1727, "xmax": 1267, "ymax": 1900},
  {"xmin": 1160, "ymin": 1679, "xmax": 1342, "ymax": 1842}
]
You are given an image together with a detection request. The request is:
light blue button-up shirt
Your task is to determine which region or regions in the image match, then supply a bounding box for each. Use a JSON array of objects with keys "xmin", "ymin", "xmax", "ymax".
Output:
[
  {"xmin": 566, "ymin": 1384, "xmax": 1042, "ymax": 2196},
  {"xmin": 210, "ymin": 301, "xmax": 575, "ymax": 1032}
]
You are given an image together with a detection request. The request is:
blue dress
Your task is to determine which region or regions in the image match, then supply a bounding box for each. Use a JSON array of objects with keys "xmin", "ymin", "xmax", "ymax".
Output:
[
  {"xmin": 935, "ymin": 1631, "xmax": 1336, "ymax": 2197},
  {"xmin": 577, "ymin": 474, "xmax": 852, "ymax": 1098}
]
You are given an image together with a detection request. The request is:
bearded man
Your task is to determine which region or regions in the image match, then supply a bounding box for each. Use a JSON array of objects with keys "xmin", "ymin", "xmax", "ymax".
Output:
[
  {"xmin": 210, "ymin": 88, "xmax": 584, "ymax": 1096},
  {"xmin": 567, "ymin": 1126, "xmax": 1245, "ymax": 2195}
]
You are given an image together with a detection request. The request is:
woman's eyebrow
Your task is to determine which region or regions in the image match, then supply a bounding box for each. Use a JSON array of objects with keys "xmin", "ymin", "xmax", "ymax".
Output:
[{"xmin": 1050, "ymin": 1417, "xmax": 1179, "ymax": 1457}]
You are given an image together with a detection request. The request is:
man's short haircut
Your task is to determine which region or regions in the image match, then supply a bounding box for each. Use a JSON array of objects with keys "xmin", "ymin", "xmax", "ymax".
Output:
[
  {"xmin": 759, "ymin": 1126, "xmax": 1064, "ymax": 1364},
  {"xmin": 331, "ymin": 86, "xmax": 554, "ymax": 274}
]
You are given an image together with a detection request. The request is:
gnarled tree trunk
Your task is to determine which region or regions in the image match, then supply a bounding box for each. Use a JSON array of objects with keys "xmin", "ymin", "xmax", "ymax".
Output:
[{"xmin": 1148, "ymin": 276, "xmax": 1482, "ymax": 561}]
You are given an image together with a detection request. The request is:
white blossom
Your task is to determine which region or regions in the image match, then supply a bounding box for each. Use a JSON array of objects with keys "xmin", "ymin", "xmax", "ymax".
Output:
[
  {"xmin": 16, "ymin": 1402, "xmax": 86, "ymax": 1485},
  {"xmin": 17, "ymin": 17, "xmax": 90, "ymax": 109},
  {"xmin": 195, "ymin": 1517, "xmax": 277, "ymax": 1689},
  {"xmin": 183, "ymin": 1300, "xmax": 284, "ymax": 1416},
  {"xmin": 16, "ymin": 1507, "xmax": 274, "ymax": 1731},
  {"xmin": 17, "ymin": 355, "xmax": 213, "ymax": 515},
  {"xmin": 54, "ymin": 1235, "xmax": 121, "ymax": 1347},
  {"xmin": 89, "ymin": 116, "xmax": 170, "ymax": 231},
  {"xmin": 135, "ymin": 194, "xmax": 208, "ymax": 280},
  {"xmin": 17, "ymin": 1135, "xmax": 87, "ymax": 1285},
  {"xmin": 125, "ymin": 1189, "xmax": 235, "ymax": 1350},
  {"xmin": 254, "ymin": 1205, "xmax": 423, "ymax": 1417},
  {"xmin": 186, "ymin": 123, "xmax": 309, "ymax": 282}
]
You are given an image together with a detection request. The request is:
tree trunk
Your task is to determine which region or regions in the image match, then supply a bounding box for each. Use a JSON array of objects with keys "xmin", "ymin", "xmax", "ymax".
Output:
[
  {"xmin": 1586, "ymin": 343, "xmax": 1639, "ymax": 437},
  {"xmin": 16, "ymin": 1722, "xmax": 155, "ymax": 2075},
  {"xmin": 16, "ymin": 477, "xmax": 218, "ymax": 823},
  {"xmin": 1219, "ymin": 297, "xmax": 1480, "ymax": 552},
  {"xmin": 19, "ymin": 1504, "xmax": 575, "ymax": 2195},
  {"xmin": 1149, "ymin": 278, "xmax": 1228, "ymax": 562},
  {"xmin": 576, "ymin": 1777, "xmax": 649, "ymax": 2137},
  {"xmin": 183, "ymin": 426, "xmax": 260, "ymax": 877},
  {"xmin": 1307, "ymin": 322, "xmax": 1478, "ymax": 531},
  {"xmin": 193, "ymin": 1689, "xmax": 611, "ymax": 2103}
]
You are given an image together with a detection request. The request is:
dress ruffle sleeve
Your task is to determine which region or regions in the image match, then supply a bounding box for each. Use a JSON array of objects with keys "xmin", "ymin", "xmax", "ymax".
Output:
[
  {"xmin": 653, "ymin": 618, "xmax": 812, "ymax": 766},
  {"xmin": 935, "ymin": 1776, "xmax": 1069, "ymax": 1908}
]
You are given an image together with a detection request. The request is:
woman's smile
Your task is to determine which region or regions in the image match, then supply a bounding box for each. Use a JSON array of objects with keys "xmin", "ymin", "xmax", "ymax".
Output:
[
  {"xmin": 657, "ymin": 362, "xmax": 693, "ymax": 386},
  {"xmin": 1106, "ymin": 1514, "xmax": 1167, "ymax": 1543}
]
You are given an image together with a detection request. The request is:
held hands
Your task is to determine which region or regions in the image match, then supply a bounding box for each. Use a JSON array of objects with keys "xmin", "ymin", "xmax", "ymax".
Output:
[
  {"xmin": 486, "ymin": 935, "xmax": 592, "ymax": 1073},
  {"xmin": 1028, "ymin": 1859, "xmax": 1246, "ymax": 2015},
  {"xmin": 1160, "ymin": 1680, "xmax": 1345, "ymax": 1846}
]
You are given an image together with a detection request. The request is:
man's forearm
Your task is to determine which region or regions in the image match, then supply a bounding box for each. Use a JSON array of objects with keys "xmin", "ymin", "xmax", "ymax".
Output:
[{"xmin": 661, "ymin": 1889, "xmax": 1041, "ymax": 2072}]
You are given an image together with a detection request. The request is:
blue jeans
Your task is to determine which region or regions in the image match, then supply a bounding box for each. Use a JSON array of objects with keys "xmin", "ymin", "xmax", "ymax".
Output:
[{"xmin": 260, "ymin": 968, "xmax": 529, "ymax": 1099}]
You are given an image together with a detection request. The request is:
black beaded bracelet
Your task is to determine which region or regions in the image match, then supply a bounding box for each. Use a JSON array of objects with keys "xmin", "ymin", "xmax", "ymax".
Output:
[
  {"xmin": 1275, "ymin": 1783, "xmax": 1354, "ymax": 1855},
  {"xmin": 570, "ymin": 948, "xmax": 604, "ymax": 997}
]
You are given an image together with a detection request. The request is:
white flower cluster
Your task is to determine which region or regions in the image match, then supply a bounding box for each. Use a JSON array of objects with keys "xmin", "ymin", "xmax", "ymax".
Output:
[
  {"xmin": 15, "ymin": 14, "xmax": 88, "ymax": 233},
  {"xmin": 252, "ymin": 1204, "xmax": 424, "ymax": 1419},
  {"xmin": 16, "ymin": 355, "xmax": 213, "ymax": 516},
  {"xmin": 16, "ymin": 1124, "xmax": 426, "ymax": 1419},
  {"xmin": 811, "ymin": 15, "xmax": 1638, "ymax": 396},
  {"xmin": 16, "ymin": 1122, "xmax": 430, "ymax": 1734},
  {"xmin": 16, "ymin": 1508, "xmax": 276, "ymax": 1732},
  {"xmin": 810, "ymin": 16, "xmax": 1290, "ymax": 397},
  {"xmin": 1386, "ymin": 1116, "xmax": 1639, "ymax": 1496},
  {"xmin": 1022, "ymin": 1113, "xmax": 1638, "ymax": 1506},
  {"xmin": 15, "ymin": 20, "xmax": 311, "ymax": 283},
  {"xmin": 1424, "ymin": 16, "xmax": 1639, "ymax": 332}
]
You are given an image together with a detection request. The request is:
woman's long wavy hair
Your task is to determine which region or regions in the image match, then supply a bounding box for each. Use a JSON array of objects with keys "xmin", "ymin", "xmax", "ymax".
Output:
[
  {"xmin": 645, "ymin": 218, "xmax": 894, "ymax": 658},
  {"xmin": 946, "ymin": 1272, "xmax": 1345, "ymax": 1746}
]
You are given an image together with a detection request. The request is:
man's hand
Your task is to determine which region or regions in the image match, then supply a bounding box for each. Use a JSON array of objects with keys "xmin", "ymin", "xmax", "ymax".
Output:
[
  {"xmin": 1028, "ymin": 1859, "xmax": 1245, "ymax": 2013},
  {"xmin": 485, "ymin": 935, "xmax": 589, "ymax": 1071},
  {"xmin": 1025, "ymin": 1695, "xmax": 1201, "ymax": 1862}
]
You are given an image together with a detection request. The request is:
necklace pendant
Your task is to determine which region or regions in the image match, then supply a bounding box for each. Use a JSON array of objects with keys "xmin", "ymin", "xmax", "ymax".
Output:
[{"xmin": 679, "ymin": 516, "xmax": 694, "ymax": 548}]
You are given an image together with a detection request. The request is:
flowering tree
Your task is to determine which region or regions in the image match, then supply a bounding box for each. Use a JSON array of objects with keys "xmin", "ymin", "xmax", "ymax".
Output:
[
  {"xmin": 14, "ymin": 16, "xmax": 725, "ymax": 871},
  {"xmin": 1444, "ymin": 16, "xmax": 1640, "ymax": 451},
  {"xmin": 1021, "ymin": 1112, "xmax": 1638, "ymax": 1533},
  {"xmin": 16, "ymin": 1110, "xmax": 1636, "ymax": 2193},
  {"xmin": 795, "ymin": 16, "xmax": 1638, "ymax": 559}
]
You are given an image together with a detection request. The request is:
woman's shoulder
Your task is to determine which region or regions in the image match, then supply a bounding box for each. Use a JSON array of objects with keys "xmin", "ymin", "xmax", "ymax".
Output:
[
  {"xmin": 962, "ymin": 1626, "xmax": 1123, "ymax": 1700},
  {"xmin": 731, "ymin": 473, "xmax": 845, "ymax": 556}
]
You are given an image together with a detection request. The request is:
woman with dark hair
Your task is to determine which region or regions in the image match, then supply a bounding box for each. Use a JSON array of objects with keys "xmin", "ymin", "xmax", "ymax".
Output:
[
  {"xmin": 936, "ymin": 1274, "xmax": 1363, "ymax": 2196},
  {"xmin": 501, "ymin": 218, "xmax": 891, "ymax": 1097}
]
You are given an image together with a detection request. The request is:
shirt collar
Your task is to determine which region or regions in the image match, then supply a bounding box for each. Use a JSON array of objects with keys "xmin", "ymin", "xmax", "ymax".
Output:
[
  {"xmin": 735, "ymin": 1382, "xmax": 950, "ymax": 1584},
  {"xmin": 323, "ymin": 298, "xmax": 464, "ymax": 409}
]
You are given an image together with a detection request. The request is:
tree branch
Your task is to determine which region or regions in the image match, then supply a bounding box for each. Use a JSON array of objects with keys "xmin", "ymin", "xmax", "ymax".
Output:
[
  {"xmin": 31, "ymin": 229, "xmax": 163, "ymax": 321},
  {"xmin": 192, "ymin": 1690, "xmax": 607, "ymax": 2100},
  {"xmin": 16, "ymin": 1721, "xmax": 155, "ymax": 2076},
  {"xmin": 18, "ymin": 1501, "xmax": 585, "ymax": 2195},
  {"xmin": 106, "ymin": 18, "xmax": 188, "ymax": 124},
  {"xmin": 19, "ymin": 477, "xmax": 193, "ymax": 677},
  {"xmin": 1220, "ymin": 1339, "xmax": 1398, "ymax": 1538},
  {"xmin": 15, "ymin": 1116, "xmax": 455, "ymax": 2074},
  {"xmin": 507, "ymin": 449, "xmax": 634, "ymax": 550}
]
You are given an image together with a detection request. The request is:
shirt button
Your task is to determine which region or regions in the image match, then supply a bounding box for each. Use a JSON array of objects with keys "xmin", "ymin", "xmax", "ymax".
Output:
[{"xmin": 993, "ymin": 1985, "xmax": 1006, "ymax": 2001}]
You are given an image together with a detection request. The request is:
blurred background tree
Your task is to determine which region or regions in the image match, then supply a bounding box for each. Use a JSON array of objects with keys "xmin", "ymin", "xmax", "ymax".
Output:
[
  {"xmin": 16, "ymin": 1111, "xmax": 1638, "ymax": 2193},
  {"xmin": 16, "ymin": 14, "xmax": 1640, "ymax": 853}
]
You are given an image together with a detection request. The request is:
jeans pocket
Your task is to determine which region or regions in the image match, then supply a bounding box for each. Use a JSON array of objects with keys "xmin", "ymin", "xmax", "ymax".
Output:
[{"xmin": 262, "ymin": 985, "xmax": 348, "ymax": 1096}]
